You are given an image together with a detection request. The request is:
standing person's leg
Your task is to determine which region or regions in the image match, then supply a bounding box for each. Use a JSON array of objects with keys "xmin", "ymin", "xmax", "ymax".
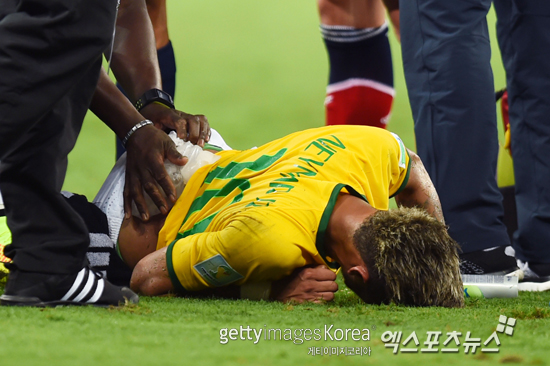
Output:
[
  {"xmin": 0, "ymin": 65, "xmax": 101, "ymax": 275},
  {"xmin": 400, "ymin": 0, "xmax": 515, "ymax": 273},
  {"xmin": 0, "ymin": 0, "xmax": 137, "ymax": 305},
  {"xmin": 318, "ymin": 0, "xmax": 394, "ymax": 128},
  {"xmin": 147, "ymin": 0, "xmax": 176, "ymax": 97},
  {"xmin": 495, "ymin": 0, "xmax": 550, "ymax": 284}
]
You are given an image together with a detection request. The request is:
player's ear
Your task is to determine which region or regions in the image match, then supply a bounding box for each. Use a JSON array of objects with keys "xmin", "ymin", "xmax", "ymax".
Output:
[{"xmin": 347, "ymin": 265, "xmax": 369, "ymax": 283}]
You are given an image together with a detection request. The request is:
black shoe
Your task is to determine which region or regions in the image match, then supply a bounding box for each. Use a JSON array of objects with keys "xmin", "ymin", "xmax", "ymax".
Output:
[
  {"xmin": 0, "ymin": 267, "xmax": 139, "ymax": 307},
  {"xmin": 518, "ymin": 262, "xmax": 550, "ymax": 292},
  {"xmin": 459, "ymin": 246, "xmax": 519, "ymax": 275}
]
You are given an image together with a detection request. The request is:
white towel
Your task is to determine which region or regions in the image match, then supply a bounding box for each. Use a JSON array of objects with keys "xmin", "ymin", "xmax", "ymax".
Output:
[{"xmin": 93, "ymin": 128, "xmax": 230, "ymax": 244}]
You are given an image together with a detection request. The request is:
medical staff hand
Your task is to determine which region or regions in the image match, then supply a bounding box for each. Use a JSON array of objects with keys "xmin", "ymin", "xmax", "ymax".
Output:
[
  {"xmin": 123, "ymin": 124, "xmax": 188, "ymax": 221},
  {"xmin": 140, "ymin": 103, "xmax": 210, "ymax": 147},
  {"xmin": 272, "ymin": 265, "xmax": 338, "ymax": 304}
]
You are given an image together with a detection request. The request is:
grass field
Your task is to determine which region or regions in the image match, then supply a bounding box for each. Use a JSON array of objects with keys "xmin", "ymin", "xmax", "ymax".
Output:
[{"xmin": 2, "ymin": 1, "xmax": 546, "ymax": 365}]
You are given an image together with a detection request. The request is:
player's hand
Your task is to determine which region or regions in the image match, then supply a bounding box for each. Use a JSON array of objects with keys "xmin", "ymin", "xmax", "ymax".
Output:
[
  {"xmin": 140, "ymin": 103, "xmax": 211, "ymax": 147},
  {"xmin": 123, "ymin": 124, "xmax": 188, "ymax": 221},
  {"xmin": 272, "ymin": 265, "xmax": 338, "ymax": 304}
]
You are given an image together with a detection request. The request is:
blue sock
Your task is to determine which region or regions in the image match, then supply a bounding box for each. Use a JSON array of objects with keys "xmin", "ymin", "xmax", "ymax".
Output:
[{"xmin": 157, "ymin": 40, "xmax": 176, "ymax": 98}]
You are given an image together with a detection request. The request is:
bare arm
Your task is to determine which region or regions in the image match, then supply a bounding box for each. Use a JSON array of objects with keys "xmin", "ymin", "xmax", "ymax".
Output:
[
  {"xmin": 112, "ymin": 0, "xmax": 210, "ymax": 145},
  {"xmin": 89, "ymin": 0, "xmax": 210, "ymax": 220},
  {"xmin": 130, "ymin": 248, "xmax": 338, "ymax": 303},
  {"xmin": 90, "ymin": 67, "xmax": 187, "ymax": 220},
  {"xmin": 395, "ymin": 149, "xmax": 445, "ymax": 223},
  {"xmin": 110, "ymin": 0, "xmax": 159, "ymax": 102}
]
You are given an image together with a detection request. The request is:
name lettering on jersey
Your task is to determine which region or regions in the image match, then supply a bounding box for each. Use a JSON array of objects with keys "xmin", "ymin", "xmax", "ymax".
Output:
[
  {"xmin": 179, "ymin": 135, "xmax": 347, "ymax": 236},
  {"xmin": 305, "ymin": 136, "xmax": 346, "ymax": 162},
  {"xmin": 255, "ymin": 135, "xmax": 347, "ymax": 200},
  {"xmin": 298, "ymin": 157, "xmax": 324, "ymax": 171},
  {"xmin": 246, "ymin": 198, "xmax": 276, "ymax": 208}
]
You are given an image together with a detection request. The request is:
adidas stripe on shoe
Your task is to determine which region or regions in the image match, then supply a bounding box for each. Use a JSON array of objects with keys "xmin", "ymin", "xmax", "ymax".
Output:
[{"xmin": 0, "ymin": 267, "xmax": 138, "ymax": 307}]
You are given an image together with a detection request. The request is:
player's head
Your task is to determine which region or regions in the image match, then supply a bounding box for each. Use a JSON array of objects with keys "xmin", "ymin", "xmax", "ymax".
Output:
[{"xmin": 343, "ymin": 207, "xmax": 464, "ymax": 308}]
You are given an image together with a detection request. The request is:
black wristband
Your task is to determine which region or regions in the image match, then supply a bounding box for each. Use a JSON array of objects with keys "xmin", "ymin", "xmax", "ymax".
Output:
[{"xmin": 134, "ymin": 88, "xmax": 174, "ymax": 111}]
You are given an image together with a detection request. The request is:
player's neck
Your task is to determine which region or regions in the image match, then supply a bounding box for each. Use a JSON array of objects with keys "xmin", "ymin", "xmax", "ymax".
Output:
[
  {"xmin": 325, "ymin": 194, "xmax": 376, "ymax": 267},
  {"xmin": 118, "ymin": 214, "xmax": 166, "ymax": 268}
]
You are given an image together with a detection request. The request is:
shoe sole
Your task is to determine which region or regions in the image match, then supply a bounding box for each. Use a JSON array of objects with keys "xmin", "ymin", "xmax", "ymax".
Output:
[
  {"xmin": 518, "ymin": 275, "xmax": 550, "ymax": 292},
  {"xmin": 518, "ymin": 281, "xmax": 550, "ymax": 292}
]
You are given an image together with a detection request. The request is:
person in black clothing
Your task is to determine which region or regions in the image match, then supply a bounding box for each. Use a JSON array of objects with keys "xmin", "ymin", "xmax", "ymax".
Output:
[{"xmin": 0, "ymin": 0, "xmax": 209, "ymax": 307}]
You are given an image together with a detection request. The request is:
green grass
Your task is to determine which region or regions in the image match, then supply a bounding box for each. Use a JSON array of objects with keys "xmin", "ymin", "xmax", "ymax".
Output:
[
  {"xmin": 2, "ymin": 283, "xmax": 550, "ymax": 366},
  {"xmin": 2, "ymin": 1, "xmax": 535, "ymax": 365},
  {"xmin": 63, "ymin": 1, "xmax": 509, "ymax": 200}
]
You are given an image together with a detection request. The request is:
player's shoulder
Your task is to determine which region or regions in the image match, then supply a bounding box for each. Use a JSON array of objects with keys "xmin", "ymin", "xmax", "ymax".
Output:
[{"xmin": 310, "ymin": 125, "xmax": 399, "ymax": 141}]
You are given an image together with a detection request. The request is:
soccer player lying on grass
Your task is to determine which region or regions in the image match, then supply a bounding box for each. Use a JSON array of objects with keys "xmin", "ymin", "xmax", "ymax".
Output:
[{"xmin": 118, "ymin": 125, "xmax": 464, "ymax": 307}]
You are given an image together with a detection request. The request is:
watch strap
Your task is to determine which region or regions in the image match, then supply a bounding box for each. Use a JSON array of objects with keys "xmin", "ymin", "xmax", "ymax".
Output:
[{"xmin": 134, "ymin": 88, "xmax": 174, "ymax": 111}]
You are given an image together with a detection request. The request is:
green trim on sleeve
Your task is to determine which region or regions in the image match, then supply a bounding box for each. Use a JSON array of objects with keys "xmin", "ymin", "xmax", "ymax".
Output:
[
  {"xmin": 345, "ymin": 185, "xmax": 369, "ymax": 203},
  {"xmin": 316, "ymin": 184, "xmax": 368, "ymax": 270},
  {"xmin": 204, "ymin": 143, "xmax": 223, "ymax": 152},
  {"xmin": 166, "ymin": 240, "xmax": 189, "ymax": 295},
  {"xmin": 391, "ymin": 151, "xmax": 412, "ymax": 198}
]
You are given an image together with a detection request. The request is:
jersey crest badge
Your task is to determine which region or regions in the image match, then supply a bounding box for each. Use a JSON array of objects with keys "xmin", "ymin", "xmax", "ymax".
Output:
[{"xmin": 194, "ymin": 254, "xmax": 243, "ymax": 287}]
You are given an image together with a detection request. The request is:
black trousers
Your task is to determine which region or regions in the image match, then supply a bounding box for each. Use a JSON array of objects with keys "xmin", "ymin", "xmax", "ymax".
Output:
[{"xmin": 0, "ymin": 0, "xmax": 117, "ymax": 274}]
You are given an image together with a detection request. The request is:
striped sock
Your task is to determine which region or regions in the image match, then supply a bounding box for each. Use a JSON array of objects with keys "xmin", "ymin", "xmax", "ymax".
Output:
[{"xmin": 320, "ymin": 23, "xmax": 394, "ymax": 127}]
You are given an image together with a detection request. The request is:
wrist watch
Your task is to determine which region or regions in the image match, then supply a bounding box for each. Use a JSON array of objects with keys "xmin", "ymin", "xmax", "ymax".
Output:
[{"xmin": 134, "ymin": 88, "xmax": 174, "ymax": 111}]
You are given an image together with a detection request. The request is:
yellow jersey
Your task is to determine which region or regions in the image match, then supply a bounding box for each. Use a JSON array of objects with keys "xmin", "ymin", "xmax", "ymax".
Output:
[
  {"xmin": 157, "ymin": 126, "xmax": 411, "ymax": 293},
  {"xmin": 0, "ymin": 216, "xmax": 11, "ymax": 280}
]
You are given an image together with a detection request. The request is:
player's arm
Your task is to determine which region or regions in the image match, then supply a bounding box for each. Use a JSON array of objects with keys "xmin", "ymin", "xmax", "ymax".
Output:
[
  {"xmin": 129, "ymin": 246, "xmax": 173, "ymax": 295},
  {"xmin": 89, "ymin": 0, "xmax": 210, "ymax": 220},
  {"xmin": 193, "ymin": 266, "xmax": 338, "ymax": 303},
  {"xmin": 394, "ymin": 149, "xmax": 445, "ymax": 223},
  {"xmin": 130, "ymin": 248, "xmax": 338, "ymax": 303},
  {"xmin": 130, "ymin": 210, "xmax": 339, "ymax": 301},
  {"xmin": 110, "ymin": 0, "xmax": 210, "ymax": 146},
  {"xmin": 90, "ymin": 66, "xmax": 186, "ymax": 220}
]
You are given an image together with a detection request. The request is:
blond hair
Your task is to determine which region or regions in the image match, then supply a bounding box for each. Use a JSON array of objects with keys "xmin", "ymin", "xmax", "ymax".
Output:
[{"xmin": 352, "ymin": 207, "xmax": 464, "ymax": 308}]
